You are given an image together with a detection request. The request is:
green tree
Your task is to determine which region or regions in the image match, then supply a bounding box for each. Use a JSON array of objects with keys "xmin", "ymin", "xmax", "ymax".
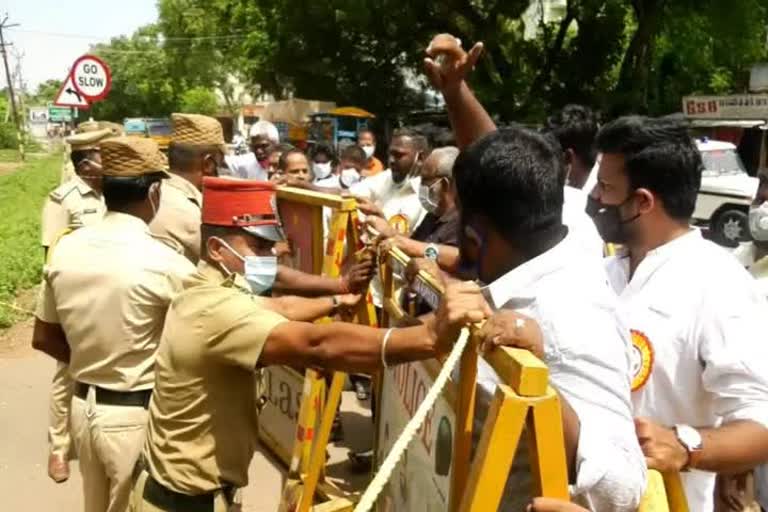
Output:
[
  {"xmin": 30, "ymin": 79, "xmax": 62, "ymax": 105},
  {"xmin": 90, "ymin": 0, "xmax": 768, "ymax": 125},
  {"xmin": 180, "ymin": 87, "xmax": 220, "ymax": 115},
  {"xmin": 89, "ymin": 24, "xmax": 180, "ymax": 121}
]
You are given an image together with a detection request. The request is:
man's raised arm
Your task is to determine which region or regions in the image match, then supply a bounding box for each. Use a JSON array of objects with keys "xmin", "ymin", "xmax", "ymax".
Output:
[{"xmin": 424, "ymin": 35, "xmax": 495, "ymax": 149}]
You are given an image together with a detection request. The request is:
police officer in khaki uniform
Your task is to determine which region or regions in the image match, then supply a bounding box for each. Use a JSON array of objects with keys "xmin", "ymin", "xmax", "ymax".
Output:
[
  {"xmin": 59, "ymin": 121, "xmax": 124, "ymax": 184},
  {"xmin": 149, "ymin": 113, "xmax": 226, "ymax": 263},
  {"xmin": 129, "ymin": 177, "xmax": 493, "ymax": 512},
  {"xmin": 41, "ymin": 127, "xmax": 117, "ymax": 484},
  {"xmin": 32, "ymin": 136, "xmax": 196, "ymax": 512},
  {"xmin": 42, "ymin": 128, "xmax": 113, "ymax": 252}
]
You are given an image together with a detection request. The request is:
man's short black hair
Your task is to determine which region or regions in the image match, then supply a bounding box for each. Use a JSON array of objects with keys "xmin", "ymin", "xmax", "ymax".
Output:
[
  {"xmin": 453, "ymin": 128, "xmax": 564, "ymax": 243},
  {"xmin": 278, "ymin": 148, "xmax": 308, "ymax": 170},
  {"xmin": 71, "ymin": 149, "xmax": 98, "ymax": 169},
  {"xmin": 596, "ymin": 116, "xmax": 702, "ymax": 221},
  {"xmin": 339, "ymin": 145, "xmax": 366, "ymax": 166},
  {"xmin": 543, "ymin": 104, "xmax": 598, "ymax": 168},
  {"xmin": 392, "ymin": 128, "xmax": 431, "ymax": 155},
  {"xmin": 310, "ymin": 143, "xmax": 336, "ymax": 163},
  {"xmin": 168, "ymin": 142, "xmax": 221, "ymax": 173},
  {"xmin": 103, "ymin": 173, "xmax": 166, "ymax": 211}
]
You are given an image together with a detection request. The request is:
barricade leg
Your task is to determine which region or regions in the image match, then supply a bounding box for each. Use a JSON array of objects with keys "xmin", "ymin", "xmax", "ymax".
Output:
[
  {"xmin": 296, "ymin": 372, "xmax": 347, "ymax": 511},
  {"xmin": 526, "ymin": 390, "xmax": 569, "ymax": 500},
  {"xmin": 458, "ymin": 384, "xmax": 529, "ymax": 512}
]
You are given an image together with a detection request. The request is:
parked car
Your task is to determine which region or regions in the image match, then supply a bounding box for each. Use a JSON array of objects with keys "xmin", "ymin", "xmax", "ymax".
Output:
[{"xmin": 694, "ymin": 139, "xmax": 758, "ymax": 246}]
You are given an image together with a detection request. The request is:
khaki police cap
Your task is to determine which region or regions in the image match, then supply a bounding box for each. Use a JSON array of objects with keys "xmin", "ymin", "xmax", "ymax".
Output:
[
  {"xmin": 172, "ymin": 113, "xmax": 225, "ymax": 147},
  {"xmin": 65, "ymin": 128, "xmax": 115, "ymax": 150},
  {"xmin": 97, "ymin": 121, "xmax": 125, "ymax": 137},
  {"xmin": 77, "ymin": 120, "xmax": 124, "ymax": 136},
  {"xmin": 100, "ymin": 136, "xmax": 171, "ymax": 178},
  {"xmin": 76, "ymin": 120, "xmax": 101, "ymax": 134}
]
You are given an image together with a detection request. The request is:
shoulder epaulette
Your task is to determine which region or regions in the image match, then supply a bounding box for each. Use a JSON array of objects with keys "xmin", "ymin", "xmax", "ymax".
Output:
[{"xmin": 48, "ymin": 181, "xmax": 79, "ymax": 203}]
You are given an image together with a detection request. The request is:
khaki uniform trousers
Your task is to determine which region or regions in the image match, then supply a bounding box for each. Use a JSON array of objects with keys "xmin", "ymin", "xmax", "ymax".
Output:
[
  {"xmin": 71, "ymin": 387, "xmax": 148, "ymax": 512},
  {"xmin": 129, "ymin": 470, "xmax": 242, "ymax": 512},
  {"xmin": 48, "ymin": 361, "xmax": 74, "ymax": 457}
]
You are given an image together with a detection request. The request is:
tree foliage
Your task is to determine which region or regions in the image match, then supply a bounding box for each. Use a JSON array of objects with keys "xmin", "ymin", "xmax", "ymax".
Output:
[
  {"xmin": 180, "ymin": 87, "xmax": 219, "ymax": 116},
  {"xmin": 83, "ymin": 0, "xmax": 768, "ymax": 123},
  {"xmin": 89, "ymin": 25, "xmax": 179, "ymax": 120}
]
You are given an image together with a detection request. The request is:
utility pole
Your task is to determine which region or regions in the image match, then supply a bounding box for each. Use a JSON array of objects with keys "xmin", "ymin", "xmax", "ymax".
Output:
[
  {"xmin": 0, "ymin": 15, "xmax": 22, "ymax": 161},
  {"xmin": 12, "ymin": 48, "xmax": 25, "ymax": 160}
]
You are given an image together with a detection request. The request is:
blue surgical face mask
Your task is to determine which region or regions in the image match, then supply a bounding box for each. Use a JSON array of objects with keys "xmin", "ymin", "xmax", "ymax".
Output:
[{"xmin": 215, "ymin": 238, "xmax": 278, "ymax": 295}]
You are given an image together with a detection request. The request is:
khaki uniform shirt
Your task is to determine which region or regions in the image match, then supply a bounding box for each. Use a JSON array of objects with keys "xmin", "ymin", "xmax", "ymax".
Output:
[
  {"xmin": 144, "ymin": 261, "xmax": 287, "ymax": 494},
  {"xmin": 40, "ymin": 176, "xmax": 106, "ymax": 248},
  {"xmin": 149, "ymin": 173, "xmax": 203, "ymax": 263},
  {"xmin": 36, "ymin": 212, "xmax": 196, "ymax": 391},
  {"xmin": 60, "ymin": 144, "xmax": 76, "ymax": 184}
]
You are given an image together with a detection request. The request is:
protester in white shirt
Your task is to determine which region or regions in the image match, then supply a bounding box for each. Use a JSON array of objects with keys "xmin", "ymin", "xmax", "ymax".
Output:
[
  {"xmin": 450, "ymin": 127, "xmax": 645, "ymax": 511},
  {"xmin": 586, "ymin": 115, "xmax": 768, "ymax": 512},
  {"xmin": 224, "ymin": 120, "xmax": 278, "ymax": 180},
  {"xmin": 543, "ymin": 104, "xmax": 599, "ymax": 191},
  {"xmin": 352, "ymin": 128, "xmax": 429, "ymax": 237}
]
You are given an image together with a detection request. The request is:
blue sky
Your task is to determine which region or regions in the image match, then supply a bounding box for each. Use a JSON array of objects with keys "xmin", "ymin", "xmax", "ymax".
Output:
[{"xmin": 0, "ymin": 0, "xmax": 158, "ymax": 90}]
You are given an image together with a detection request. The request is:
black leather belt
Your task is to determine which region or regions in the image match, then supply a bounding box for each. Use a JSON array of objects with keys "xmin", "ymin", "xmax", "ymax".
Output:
[
  {"xmin": 74, "ymin": 382, "xmax": 151, "ymax": 408},
  {"xmin": 143, "ymin": 472, "xmax": 235, "ymax": 512}
]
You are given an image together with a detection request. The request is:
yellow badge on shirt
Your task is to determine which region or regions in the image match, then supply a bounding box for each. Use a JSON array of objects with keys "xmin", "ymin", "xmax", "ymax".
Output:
[
  {"xmin": 630, "ymin": 329, "xmax": 654, "ymax": 391},
  {"xmin": 388, "ymin": 213, "xmax": 409, "ymax": 235}
]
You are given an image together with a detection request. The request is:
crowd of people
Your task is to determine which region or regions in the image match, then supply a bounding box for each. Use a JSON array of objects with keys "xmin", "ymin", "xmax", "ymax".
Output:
[{"xmin": 29, "ymin": 33, "xmax": 768, "ymax": 512}]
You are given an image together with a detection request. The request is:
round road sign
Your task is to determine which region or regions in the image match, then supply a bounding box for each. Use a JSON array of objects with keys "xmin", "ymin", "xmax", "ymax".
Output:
[{"xmin": 70, "ymin": 54, "xmax": 112, "ymax": 102}]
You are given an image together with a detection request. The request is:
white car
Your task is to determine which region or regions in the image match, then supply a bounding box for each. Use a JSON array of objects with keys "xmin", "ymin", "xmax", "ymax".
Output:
[{"xmin": 694, "ymin": 139, "xmax": 758, "ymax": 246}]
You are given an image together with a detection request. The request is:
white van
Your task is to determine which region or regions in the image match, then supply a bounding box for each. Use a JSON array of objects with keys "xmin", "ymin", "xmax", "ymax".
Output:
[{"xmin": 694, "ymin": 139, "xmax": 758, "ymax": 246}]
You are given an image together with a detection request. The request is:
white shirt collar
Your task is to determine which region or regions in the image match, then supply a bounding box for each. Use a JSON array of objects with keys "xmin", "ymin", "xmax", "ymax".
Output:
[
  {"xmin": 616, "ymin": 228, "xmax": 702, "ymax": 291},
  {"xmin": 483, "ymin": 232, "xmax": 573, "ymax": 309}
]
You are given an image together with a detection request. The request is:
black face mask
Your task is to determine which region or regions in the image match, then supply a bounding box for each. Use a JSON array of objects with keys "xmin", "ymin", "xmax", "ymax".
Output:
[{"xmin": 585, "ymin": 194, "xmax": 640, "ymax": 244}]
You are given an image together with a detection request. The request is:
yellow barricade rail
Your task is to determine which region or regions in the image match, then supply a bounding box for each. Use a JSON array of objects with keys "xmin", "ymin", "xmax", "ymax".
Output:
[{"xmin": 373, "ymin": 246, "xmax": 689, "ymax": 512}]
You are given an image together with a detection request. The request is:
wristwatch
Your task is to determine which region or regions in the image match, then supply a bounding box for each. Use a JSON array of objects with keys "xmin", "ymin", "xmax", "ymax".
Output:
[
  {"xmin": 674, "ymin": 424, "xmax": 703, "ymax": 471},
  {"xmin": 330, "ymin": 295, "xmax": 340, "ymax": 316},
  {"xmin": 424, "ymin": 243, "xmax": 439, "ymax": 261}
]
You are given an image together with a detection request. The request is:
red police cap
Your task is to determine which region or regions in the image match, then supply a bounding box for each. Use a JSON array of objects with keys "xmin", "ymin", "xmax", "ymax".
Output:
[{"xmin": 202, "ymin": 177, "xmax": 284, "ymax": 241}]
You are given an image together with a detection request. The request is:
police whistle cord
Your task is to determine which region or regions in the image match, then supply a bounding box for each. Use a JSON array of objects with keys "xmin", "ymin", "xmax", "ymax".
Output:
[{"xmin": 353, "ymin": 328, "xmax": 471, "ymax": 512}]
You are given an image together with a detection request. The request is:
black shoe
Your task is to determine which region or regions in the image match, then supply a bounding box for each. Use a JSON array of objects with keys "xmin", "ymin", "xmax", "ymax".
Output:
[
  {"xmin": 330, "ymin": 415, "xmax": 344, "ymax": 443},
  {"xmin": 347, "ymin": 450, "xmax": 373, "ymax": 473}
]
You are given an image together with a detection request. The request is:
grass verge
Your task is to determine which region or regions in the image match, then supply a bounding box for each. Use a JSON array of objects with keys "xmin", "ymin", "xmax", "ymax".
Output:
[{"xmin": 0, "ymin": 151, "xmax": 62, "ymax": 327}]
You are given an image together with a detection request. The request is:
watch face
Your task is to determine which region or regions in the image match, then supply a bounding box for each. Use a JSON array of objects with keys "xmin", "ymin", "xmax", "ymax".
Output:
[{"xmin": 677, "ymin": 425, "xmax": 703, "ymax": 450}]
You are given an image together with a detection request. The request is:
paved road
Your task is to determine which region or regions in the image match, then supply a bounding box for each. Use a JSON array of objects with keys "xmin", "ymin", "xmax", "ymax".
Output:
[{"xmin": 0, "ymin": 319, "xmax": 371, "ymax": 511}]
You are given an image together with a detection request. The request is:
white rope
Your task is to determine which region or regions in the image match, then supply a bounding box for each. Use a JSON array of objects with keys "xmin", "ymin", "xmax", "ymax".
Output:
[{"xmin": 353, "ymin": 328, "xmax": 471, "ymax": 512}]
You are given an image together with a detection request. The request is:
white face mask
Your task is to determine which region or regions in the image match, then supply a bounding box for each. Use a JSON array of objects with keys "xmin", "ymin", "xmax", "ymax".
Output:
[
  {"xmin": 418, "ymin": 178, "xmax": 443, "ymax": 214},
  {"xmin": 362, "ymin": 145, "xmax": 375, "ymax": 159},
  {"xmin": 312, "ymin": 162, "xmax": 333, "ymax": 180},
  {"xmin": 215, "ymin": 237, "xmax": 278, "ymax": 295},
  {"xmin": 749, "ymin": 202, "xmax": 768, "ymax": 242},
  {"xmin": 340, "ymin": 168, "xmax": 361, "ymax": 188}
]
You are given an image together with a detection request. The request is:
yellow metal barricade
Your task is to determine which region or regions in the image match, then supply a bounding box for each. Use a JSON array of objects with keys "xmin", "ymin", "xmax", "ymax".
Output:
[{"xmin": 277, "ymin": 188, "xmax": 376, "ymax": 512}]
